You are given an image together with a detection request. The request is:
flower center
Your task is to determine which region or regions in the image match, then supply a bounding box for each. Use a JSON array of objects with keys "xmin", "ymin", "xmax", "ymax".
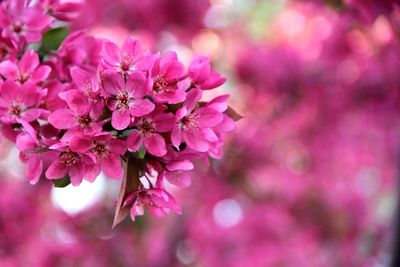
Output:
[
  {"xmin": 153, "ymin": 77, "xmax": 169, "ymax": 93},
  {"xmin": 12, "ymin": 22, "xmax": 23, "ymax": 34},
  {"xmin": 17, "ymin": 72, "xmax": 31, "ymax": 84},
  {"xmin": 116, "ymin": 91, "xmax": 131, "ymax": 109},
  {"xmin": 181, "ymin": 114, "xmax": 199, "ymax": 129},
  {"xmin": 92, "ymin": 141, "xmax": 109, "ymax": 158},
  {"xmin": 138, "ymin": 119, "xmax": 155, "ymax": 137},
  {"xmin": 119, "ymin": 52, "xmax": 133, "ymax": 72},
  {"xmin": 136, "ymin": 192, "xmax": 155, "ymax": 208},
  {"xmin": 77, "ymin": 114, "xmax": 92, "ymax": 128},
  {"xmin": 9, "ymin": 103, "xmax": 22, "ymax": 117},
  {"xmin": 60, "ymin": 151, "xmax": 80, "ymax": 167}
]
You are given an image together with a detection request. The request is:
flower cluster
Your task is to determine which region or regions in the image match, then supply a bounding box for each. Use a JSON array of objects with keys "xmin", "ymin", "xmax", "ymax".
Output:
[{"xmin": 0, "ymin": 0, "xmax": 236, "ymax": 224}]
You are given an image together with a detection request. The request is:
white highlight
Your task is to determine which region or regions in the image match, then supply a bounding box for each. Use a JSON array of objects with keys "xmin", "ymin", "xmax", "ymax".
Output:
[
  {"xmin": 51, "ymin": 174, "xmax": 106, "ymax": 215},
  {"xmin": 213, "ymin": 198, "xmax": 243, "ymax": 228}
]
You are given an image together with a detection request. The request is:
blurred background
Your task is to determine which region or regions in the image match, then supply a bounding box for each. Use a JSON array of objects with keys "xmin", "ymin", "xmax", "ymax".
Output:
[{"xmin": 1, "ymin": 0, "xmax": 400, "ymax": 266}]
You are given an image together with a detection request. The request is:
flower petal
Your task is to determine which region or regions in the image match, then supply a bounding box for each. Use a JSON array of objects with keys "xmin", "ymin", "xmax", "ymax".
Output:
[
  {"xmin": 111, "ymin": 108, "xmax": 131, "ymax": 130},
  {"xmin": 144, "ymin": 133, "xmax": 167, "ymax": 157},
  {"xmin": 48, "ymin": 109, "xmax": 76, "ymax": 129},
  {"xmin": 127, "ymin": 130, "xmax": 143, "ymax": 152},
  {"xmin": 129, "ymin": 99, "xmax": 155, "ymax": 117}
]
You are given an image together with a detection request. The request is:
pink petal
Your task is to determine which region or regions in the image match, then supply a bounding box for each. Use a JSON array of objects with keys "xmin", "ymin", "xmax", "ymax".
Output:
[
  {"xmin": 144, "ymin": 133, "xmax": 167, "ymax": 157},
  {"xmin": 101, "ymin": 41, "xmax": 120, "ymax": 66},
  {"xmin": 26, "ymin": 156, "xmax": 43, "ymax": 185},
  {"xmin": 46, "ymin": 160, "xmax": 68, "ymax": 179},
  {"xmin": 129, "ymin": 99, "xmax": 155, "ymax": 117},
  {"xmin": 127, "ymin": 131, "xmax": 143, "ymax": 152},
  {"xmin": 70, "ymin": 135, "xmax": 92, "ymax": 153},
  {"xmin": 185, "ymin": 89, "xmax": 202, "ymax": 112},
  {"xmin": 21, "ymin": 108, "xmax": 41, "ymax": 122},
  {"xmin": 166, "ymin": 160, "xmax": 194, "ymax": 171},
  {"xmin": 126, "ymin": 71, "xmax": 147, "ymax": 97},
  {"xmin": 154, "ymin": 114, "xmax": 175, "ymax": 132},
  {"xmin": 19, "ymin": 50, "xmax": 39, "ymax": 73},
  {"xmin": 102, "ymin": 155, "xmax": 123, "ymax": 179},
  {"xmin": 201, "ymin": 128, "xmax": 219, "ymax": 142},
  {"xmin": 1, "ymin": 80, "xmax": 19, "ymax": 101},
  {"xmin": 111, "ymin": 108, "xmax": 131, "ymax": 130},
  {"xmin": 165, "ymin": 171, "xmax": 191, "ymax": 188},
  {"xmin": 65, "ymin": 90, "xmax": 90, "ymax": 115},
  {"xmin": 16, "ymin": 133, "xmax": 36, "ymax": 151},
  {"xmin": 48, "ymin": 109, "xmax": 76, "ymax": 129},
  {"xmin": 109, "ymin": 139, "xmax": 126, "ymax": 155},
  {"xmin": 0, "ymin": 60, "xmax": 18, "ymax": 80},
  {"xmin": 69, "ymin": 164, "xmax": 84, "ymax": 186},
  {"xmin": 25, "ymin": 11, "xmax": 52, "ymax": 31},
  {"xmin": 84, "ymin": 164, "xmax": 101, "ymax": 182},
  {"xmin": 101, "ymin": 70, "xmax": 124, "ymax": 96},
  {"xmin": 171, "ymin": 126, "xmax": 182, "ymax": 148},
  {"xmin": 183, "ymin": 130, "xmax": 209, "ymax": 152},
  {"xmin": 197, "ymin": 108, "xmax": 224, "ymax": 127},
  {"xmin": 70, "ymin": 66, "xmax": 92, "ymax": 87},
  {"xmin": 122, "ymin": 37, "xmax": 141, "ymax": 59},
  {"xmin": 31, "ymin": 65, "xmax": 51, "ymax": 84}
]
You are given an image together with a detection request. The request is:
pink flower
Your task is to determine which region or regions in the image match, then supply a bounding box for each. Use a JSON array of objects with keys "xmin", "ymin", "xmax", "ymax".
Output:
[
  {"xmin": 123, "ymin": 188, "xmax": 181, "ymax": 221},
  {"xmin": 51, "ymin": 31, "xmax": 102, "ymax": 81},
  {"xmin": 171, "ymin": 89, "xmax": 223, "ymax": 152},
  {"xmin": 161, "ymin": 159, "xmax": 194, "ymax": 188},
  {"xmin": 204, "ymin": 95, "xmax": 235, "ymax": 159},
  {"xmin": 38, "ymin": 0, "xmax": 82, "ymax": 21},
  {"xmin": 45, "ymin": 145, "xmax": 96, "ymax": 186},
  {"xmin": 58, "ymin": 66, "xmax": 103, "ymax": 115},
  {"xmin": 0, "ymin": 3, "xmax": 52, "ymax": 44},
  {"xmin": 0, "ymin": 50, "xmax": 51, "ymax": 84},
  {"xmin": 126, "ymin": 108, "xmax": 175, "ymax": 157},
  {"xmin": 0, "ymin": 35, "xmax": 17, "ymax": 61},
  {"xmin": 15, "ymin": 120, "xmax": 55, "ymax": 184},
  {"xmin": 0, "ymin": 80, "xmax": 43, "ymax": 124},
  {"xmin": 188, "ymin": 56, "xmax": 227, "ymax": 90},
  {"xmin": 69, "ymin": 133, "xmax": 125, "ymax": 179},
  {"xmin": 101, "ymin": 70, "xmax": 155, "ymax": 130},
  {"xmin": 48, "ymin": 90, "xmax": 103, "ymax": 134},
  {"xmin": 101, "ymin": 37, "xmax": 151, "ymax": 74},
  {"xmin": 149, "ymin": 51, "xmax": 187, "ymax": 104}
]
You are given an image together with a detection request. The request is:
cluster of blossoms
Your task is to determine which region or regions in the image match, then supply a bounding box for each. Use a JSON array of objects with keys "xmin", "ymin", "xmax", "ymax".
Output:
[{"xmin": 0, "ymin": 0, "xmax": 236, "ymax": 225}]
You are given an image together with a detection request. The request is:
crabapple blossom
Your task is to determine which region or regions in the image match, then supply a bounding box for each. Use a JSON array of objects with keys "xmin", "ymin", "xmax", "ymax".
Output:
[{"xmin": 0, "ymin": 0, "xmax": 236, "ymax": 226}]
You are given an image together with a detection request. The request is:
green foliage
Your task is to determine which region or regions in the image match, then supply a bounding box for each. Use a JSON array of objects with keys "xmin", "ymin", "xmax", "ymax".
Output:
[
  {"xmin": 39, "ymin": 27, "xmax": 69, "ymax": 53},
  {"xmin": 52, "ymin": 176, "xmax": 71, "ymax": 188}
]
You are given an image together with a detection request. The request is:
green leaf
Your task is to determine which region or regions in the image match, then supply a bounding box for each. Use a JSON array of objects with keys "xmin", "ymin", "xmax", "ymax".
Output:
[
  {"xmin": 52, "ymin": 176, "xmax": 71, "ymax": 188},
  {"xmin": 132, "ymin": 147, "xmax": 146, "ymax": 159},
  {"xmin": 40, "ymin": 27, "xmax": 69, "ymax": 52}
]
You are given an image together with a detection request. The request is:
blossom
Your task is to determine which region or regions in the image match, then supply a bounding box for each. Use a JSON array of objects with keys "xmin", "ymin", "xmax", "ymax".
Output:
[
  {"xmin": 188, "ymin": 56, "xmax": 227, "ymax": 90},
  {"xmin": 0, "ymin": 80, "xmax": 43, "ymax": 124},
  {"xmin": 123, "ymin": 188, "xmax": 181, "ymax": 221},
  {"xmin": 69, "ymin": 133, "xmax": 125, "ymax": 179},
  {"xmin": 0, "ymin": 3, "xmax": 52, "ymax": 44},
  {"xmin": 48, "ymin": 90, "xmax": 103, "ymax": 134},
  {"xmin": 0, "ymin": 49, "xmax": 51, "ymax": 84},
  {"xmin": 101, "ymin": 37, "xmax": 151, "ymax": 74},
  {"xmin": 38, "ymin": 0, "xmax": 82, "ymax": 21},
  {"xmin": 101, "ymin": 70, "xmax": 154, "ymax": 130},
  {"xmin": 59, "ymin": 66, "xmax": 103, "ymax": 115},
  {"xmin": 149, "ymin": 51, "xmax": 187, "ymax": 104},
  {"xmin": 161, "ymin": 159, "xmax": 194, "ymax": 188},
  {"xmin": 45, "ymin": 145, "xmax": 96, "ymax": 186},
  {"xmin": 126, "ymin": 108, "xmax": 175, "ymax": 157},
  {"xmin": 171, "ymin": 89, "xmax": 223, "ymax": 152},
  {"xmin": 15, "ymin": 120, "xmax": 56, "ymax": 184}
]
